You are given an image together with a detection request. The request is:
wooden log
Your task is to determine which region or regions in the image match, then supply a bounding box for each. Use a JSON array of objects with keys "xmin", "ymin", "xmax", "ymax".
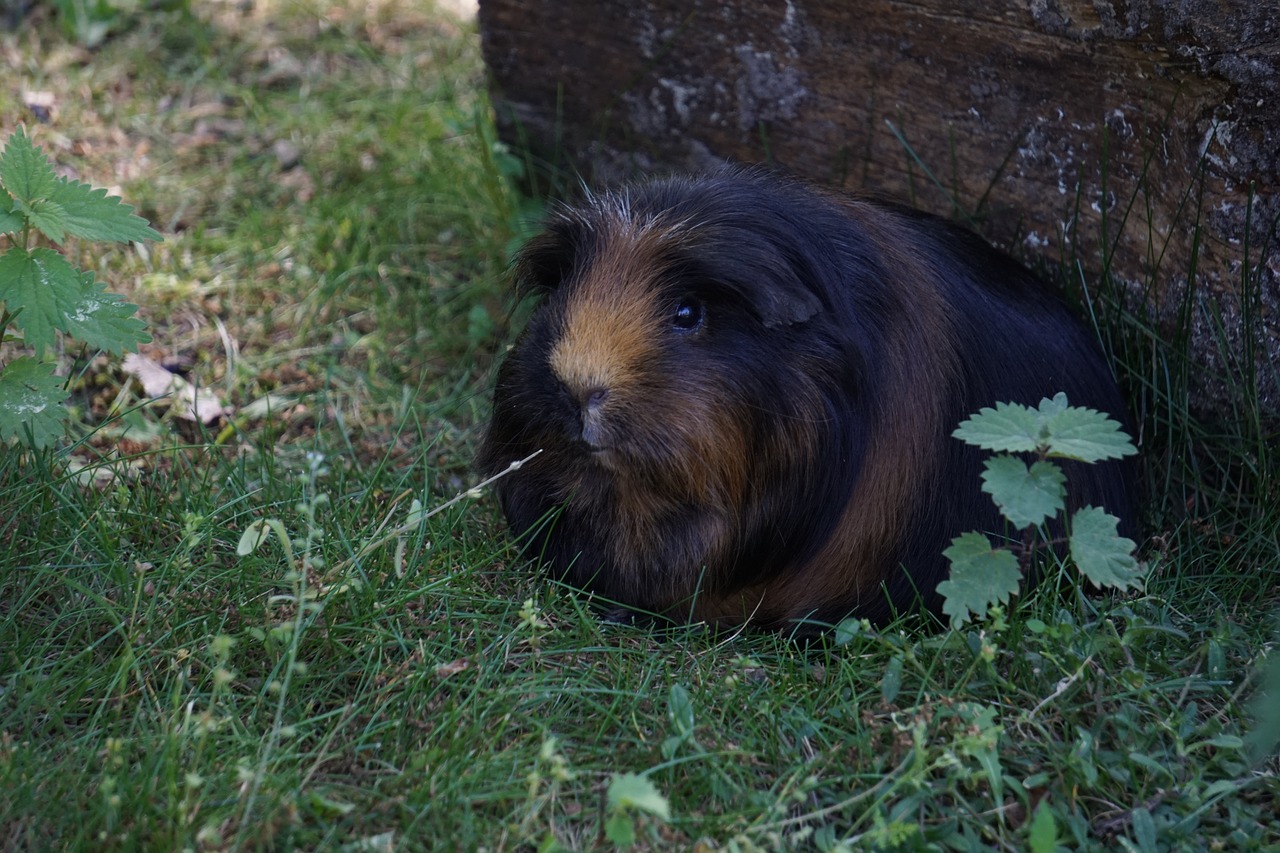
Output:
[{"xmin": 477, "ymin": 0, "xmax": 1279, "ymax": 413}]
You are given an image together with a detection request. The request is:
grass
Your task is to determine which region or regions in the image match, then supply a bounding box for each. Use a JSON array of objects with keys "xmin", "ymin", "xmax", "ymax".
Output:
[{"xmin": 1, "ymin": 1, "xmax": 1277, "ymax": 850}]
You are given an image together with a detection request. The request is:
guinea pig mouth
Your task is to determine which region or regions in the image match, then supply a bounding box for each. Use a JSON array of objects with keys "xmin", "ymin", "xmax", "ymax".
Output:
[
  {"xmin": 576, "ymin": 390, "xmax": 611, "ymax": 451},
  {"xmin": 578, "ymin": 412, "xmax": 609, "ymax": 453},
  {"xmin": 573, "ymin": 437, "xmax": 620, "ymax": 471}
]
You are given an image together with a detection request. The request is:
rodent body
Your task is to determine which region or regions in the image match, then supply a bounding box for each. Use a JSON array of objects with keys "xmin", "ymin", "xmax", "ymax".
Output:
[{"xmin": 478, "ymin": 168, "xmax": 1136, "ymax": 633}]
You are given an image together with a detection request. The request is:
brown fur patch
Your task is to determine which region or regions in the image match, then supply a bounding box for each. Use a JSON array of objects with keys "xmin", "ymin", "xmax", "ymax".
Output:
[
  {"xmin": 690, "ymin": 200, "xmax": 960, "ymax": 628},
  {"xmin": 549, "ymin": 218, "xmax": 670, "ymax": 402},
  {"xmin": 548, "ymin": 212, "xmax": 753, "ymax": 599}
]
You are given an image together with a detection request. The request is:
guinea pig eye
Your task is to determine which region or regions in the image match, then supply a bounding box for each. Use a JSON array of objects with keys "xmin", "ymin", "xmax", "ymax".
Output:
[{"xmin": 671, "ymin": 297, "xmax": 705, "ymax": 332}]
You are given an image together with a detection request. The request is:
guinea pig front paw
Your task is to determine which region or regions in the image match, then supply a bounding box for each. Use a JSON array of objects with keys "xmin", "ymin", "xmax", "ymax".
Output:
[{"xmin": 600, "ymin": 605, "xmax": 643, "ymax": 625}]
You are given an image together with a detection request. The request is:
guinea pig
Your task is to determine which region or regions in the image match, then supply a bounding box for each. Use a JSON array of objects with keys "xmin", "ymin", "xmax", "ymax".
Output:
[{"xmin": 478, "ymin": 167, "xmax": 1136, "ymax": 634}]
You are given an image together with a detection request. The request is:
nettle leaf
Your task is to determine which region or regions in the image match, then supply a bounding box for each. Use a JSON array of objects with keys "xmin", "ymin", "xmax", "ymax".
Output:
[
  {"xmin": 938, "ymin": 531, "xmax": 1023, "ymax": 627},
  {"xmin": 0, "ymin": 250, "xmax": 146, "ymax": 356},
  {"xmin": 0, "ymin": 127, "xmax": 57, "ymax": 203},
  {"xmin": 980, "ymin": 455, "xmax": 1066, "ymax": 529},
  {"xmin": 50, "ymin": 177, "xmax": 162, "ymax": 244},
  {"xmin": 1069, "ymin": 506, "xmax": 1144, "ymax": 591},
  {"xmin": 0, "ymin": 246, "xmax": 86, "ymax": 354},
  {"xmin": 606, "ymin": 773, "xmax": 671, "ymax": 821},
  {"xmin": 834, "ymin": 617, "xmax": 864, "ymax": 645},
  {"xmin": 952, "ymin": 401, "xmax": 1043, "ymax": 453},
  {"xmin": 0, "ymin": 356, "xmax": 69, "ymax": 449},
  {"xmin": 1036, "ymin": 392, "xmax": 1070, "ymax": 419},
  {"xmin": 604, "ymin": 813, "xmax": 636, "ymax": 846},
  {"xmin": 18, "ymin": 197, "xmax": 68, "ymax": 243},
  {"xmin": 0, "ymin": 187, "xmax": 24, "ymax": 234},
  {"xmin": 1042, "ymin": 404, "xmax": 1138, "ymax": 462},
  {"xmin": 61, "ymin": 270, "xmax": 151, "ymax": 355}
]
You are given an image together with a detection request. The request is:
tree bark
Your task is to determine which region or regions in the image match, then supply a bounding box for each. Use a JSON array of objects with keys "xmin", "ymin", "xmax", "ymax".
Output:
[{"xmin": 478, "ymin": 0, "xmax": 1279, "ymax": 413}]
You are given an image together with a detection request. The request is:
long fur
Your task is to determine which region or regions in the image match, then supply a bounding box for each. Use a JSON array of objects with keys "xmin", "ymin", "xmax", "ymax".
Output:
[{"xmin": 478, "ymin": 168, "xmax": 1136, "ymax": 633}]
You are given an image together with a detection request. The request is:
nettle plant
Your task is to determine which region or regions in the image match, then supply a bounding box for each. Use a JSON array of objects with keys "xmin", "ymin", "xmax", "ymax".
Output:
[
  {"xmin": 0, "ymin": 127, "xmax": 157, "ymax": 449},
  {"xmin": 936, "ymin": 393, "xmax": 1143, "ymax": 626}
]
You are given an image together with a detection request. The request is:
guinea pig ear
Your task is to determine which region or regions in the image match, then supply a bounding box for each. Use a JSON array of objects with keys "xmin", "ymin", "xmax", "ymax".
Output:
[
  {"xmin": 511, "ymin": 220, "xmax": 583, "ymax": 298},
  {"xmin": 738, "ymin": 278, "xmax": 824, "ymax": 328},
  {"xmin": 688, "ymin": 228, "xmax": 826, "ymax": 327}
]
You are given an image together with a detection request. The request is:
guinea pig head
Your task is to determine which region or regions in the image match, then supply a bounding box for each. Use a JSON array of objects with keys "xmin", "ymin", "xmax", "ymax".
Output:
[{"xmin": 479, "ymin": 193, "xmax": 852, "ymax": 616}]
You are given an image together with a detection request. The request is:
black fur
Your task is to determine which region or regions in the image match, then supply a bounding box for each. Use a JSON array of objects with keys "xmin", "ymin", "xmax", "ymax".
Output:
[{"xmin": 479, "ymin": 168, "xmax": 1136, "ymax": 632}]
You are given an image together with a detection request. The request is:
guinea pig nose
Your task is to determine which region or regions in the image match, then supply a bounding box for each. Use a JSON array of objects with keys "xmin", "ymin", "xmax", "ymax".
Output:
[{"xmin": 584, "ymin": 387, "xmax": 610, "ymax": 411}]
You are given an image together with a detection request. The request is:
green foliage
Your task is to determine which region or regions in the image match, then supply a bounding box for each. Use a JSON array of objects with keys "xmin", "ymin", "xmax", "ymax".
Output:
[
  {"xmin": 1068, "ymin": 506, "xmax": 1145, "ymax": 591},
  {"xmin": 0, "ymin": 127, "xmax": 156, "ymax": 448},
  {"xmin": 0, "ymin": 357, "xmax": 70, "ymax": 445},
  {"xmin": 939, "ymin": 393, "xmax": 1140, "ymax": 626},
  {"xmin": 662, "ymin": 683, "xmax": 697, "ymax": 759},
  {"xmin": 52, "ymin": 0, "xmax": 121, "ymax": 46},
  {"xmin": 4, "ymin": 3, "xmax": 1276, "ymax": 850},
  {"xmin": 605, "ymin": 773, "xmax": 671, "ymax": 847},
  {"xmin": 1027, "ymin": 802, "xmax": 1059, "ymax": 852},
  {"xmin": 980, "ymin": 456, "xmax": 1067, "ymax": 529},
  {"xmin": 52, "ymin": 0, "xmax": 191, "ymax": 47},
  {"xmin": 1248, "ymin": 642, "xmax": 1280, "ymax": 762},
  {"xmin": 953, "ymin": 393, "xmax": 1138, "ymax": 463},
  {"xmin": 938, "ymin": 532, "xmax": 1022, "ymax": 626}
]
